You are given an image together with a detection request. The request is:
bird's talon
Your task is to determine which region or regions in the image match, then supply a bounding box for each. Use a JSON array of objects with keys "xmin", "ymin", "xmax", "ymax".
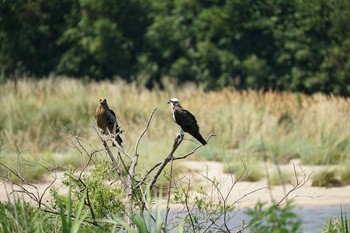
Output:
[{"xmin": 176, "ymin": 133, "xmax": 182, "ymax": 140}]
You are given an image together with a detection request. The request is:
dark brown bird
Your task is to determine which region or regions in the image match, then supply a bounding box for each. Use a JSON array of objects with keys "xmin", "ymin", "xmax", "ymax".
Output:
[
  {"xmin": 95, "ymin": 98, "xmax": 123, "ymax": 146},
  {"xmin": 167, "ymin": 98, "xmax": 207, "ymax": 145}
]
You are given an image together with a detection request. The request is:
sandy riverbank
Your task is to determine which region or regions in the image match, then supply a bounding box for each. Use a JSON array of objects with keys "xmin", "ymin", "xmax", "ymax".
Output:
[
  {"xmin": 1, "ymin": 160, "xmax": 349, "ymax": 209},
  {"xmin": 180, "ymin": 160, "xmax": 350, "ymax": 209}
]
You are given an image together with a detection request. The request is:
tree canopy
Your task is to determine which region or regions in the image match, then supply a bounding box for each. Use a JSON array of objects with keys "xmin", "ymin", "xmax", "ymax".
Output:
[{"xmin": 1, "ymin": 0, "xmax": 350, "ymax": 95}]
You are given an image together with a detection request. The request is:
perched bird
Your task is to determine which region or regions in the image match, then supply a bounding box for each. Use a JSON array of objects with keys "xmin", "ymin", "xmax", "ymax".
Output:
[
  {"xmin": 95, "ymin": 98, "xmax": 123, "ymax": 146},
  {"xmin": 167, "ymin": 98, "xmax": 207, "ymax": 145}
]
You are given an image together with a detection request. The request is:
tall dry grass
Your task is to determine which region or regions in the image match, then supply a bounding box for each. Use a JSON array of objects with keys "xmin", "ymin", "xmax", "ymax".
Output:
[{"xmin": 1, "ymin": 77, "xmax": 350, "ymax": 177}]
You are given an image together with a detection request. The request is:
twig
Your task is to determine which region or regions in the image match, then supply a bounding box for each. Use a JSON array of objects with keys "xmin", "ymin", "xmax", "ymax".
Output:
[
  {"xmin": 107, "ymin": 129, "xmax": 132, "ymax": 161},
  {"xmin": 242, "ymin": 163, "xmax": 311, "ymax": 231},
  {"xmin": 136, "ymin": 133, "xmax": 216, "ymax": 189},
  {"xmin": 181, "ymin": 179, "xmax": 196, "ymax": 232},
  {"xmin": 195, "ymin": 168, "xmax": 236, "ymax": 232},
  {"xmin": 134, "ymin": 108, "xmax": 157, "ymax": 157},
  {"xmin": 163, "ymin": 156, "xmax": 174, "ymax": 230},
  {"xmin": 11, "ymin": 182, "xmax": 20, "ymax": 233},
  {"xmin": 147, "ymin": 134, "xmax": 184, "ymax": 192},
  {"xmin": 93, "ymin": 125, "xmax": 128, "ymax": 189},
  {"xmin": 93, "ymin": 126, "xmax": 119, "ymax": 168},
  {"xmin": 0, "ymin": 162, "xmax": 37, "ymax": 189},
  {"xmin": 173, "ymin": 133, "xmax": 216, "ymax": 160},
  {"xmin": 38, "ymin": 175, "xmax": 57, "ymax": 208},
  {"xmin": 126, "ymin": 108, "xmax": 157, "ymax": 225},
  {"xmin": 276, "ymin": 164, "xmax": 310, "ymax": 206},
  {"xmin": 79, "ymin": 150, "xmax": 99, "ymax": 180},
  {"xmin": 43, "ymin": 209, "xmax": 102, "ymax": 227},
  {"xmin": 135, "ymin": 161, "xmax": 162, "ymax": 188},
  {"xmin": 128, "ymin": 108, "xmax": 157, "ymax": 182}
]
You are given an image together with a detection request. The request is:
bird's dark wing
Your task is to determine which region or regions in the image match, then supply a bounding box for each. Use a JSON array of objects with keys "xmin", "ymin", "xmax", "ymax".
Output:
[
  {"xmin": 106, "ymin": 109, "xmax": 117, "ymax": 127},
  {"xmin": 173, "ymin": 107, "xmax": 207, "ymax": 145},
  {"xmin": 174, "ymin": 108, "xmax": 199, "ymax": 133},
  {"xmin": 107, "ymin": 109, "xmax": 123, "ymax": 146}
]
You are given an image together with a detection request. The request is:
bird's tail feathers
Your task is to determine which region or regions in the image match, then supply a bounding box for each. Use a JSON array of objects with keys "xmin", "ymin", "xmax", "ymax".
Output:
[
  {"xmin": 193, "ymin": 133, "xmax": 207, "ymax": 146},
  {"xmin": 111, "ymin": 123, "xmax": 123, "ymax": 147},
  {"xmin": 112, "ymin": 125, "xmax": 123, "ymax": 146},
  {"xmin": 115, "ymin": 134, "xmax": 123, "ymax": 145}
]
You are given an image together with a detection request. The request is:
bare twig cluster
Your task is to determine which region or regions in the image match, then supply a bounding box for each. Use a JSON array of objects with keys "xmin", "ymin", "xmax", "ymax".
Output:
[
  {"xmin": 0, "ymin": 108, "xmax": 311, "ymax": 233},
  {"xmin": 94, "ymin": 107, "xmax": 216, "ymax": 227}
]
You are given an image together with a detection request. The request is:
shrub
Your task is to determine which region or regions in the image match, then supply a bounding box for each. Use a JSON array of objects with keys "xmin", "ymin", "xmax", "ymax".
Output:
[
  {"xmin": 323, "ymin": 207, "xmax": 350, "ymax": 233},
  {"xmin": 224, "ymin": 159, "xmax": 264, "ymax": 182},
  {"xmin": 311, "ymin": 169, "xmax": 343, "ymax": 187},
  {"xmin": 246, "ymin": 202, "xmax": 302, "ymax": 233}
]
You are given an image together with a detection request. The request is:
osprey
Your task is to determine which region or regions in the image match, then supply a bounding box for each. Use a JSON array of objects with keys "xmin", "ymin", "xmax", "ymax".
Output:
[
  {"xmin": 95, "ymin": 98, "xmax": 123, "ymax": 146},
  {"xmin": 167, "ymin": 98, "xmax": 207, "ymax": 146}
]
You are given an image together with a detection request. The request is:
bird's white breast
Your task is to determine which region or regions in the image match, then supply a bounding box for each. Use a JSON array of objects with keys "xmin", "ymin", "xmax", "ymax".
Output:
[{"xmin": 172, "ymin": 109, "xmax": 177, "ymax": 123}]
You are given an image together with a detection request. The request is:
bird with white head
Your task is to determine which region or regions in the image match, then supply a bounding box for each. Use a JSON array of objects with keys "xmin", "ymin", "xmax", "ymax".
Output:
[{"xmin": 167, "ymin": 98, "xmax": 207, "ymax": 145}]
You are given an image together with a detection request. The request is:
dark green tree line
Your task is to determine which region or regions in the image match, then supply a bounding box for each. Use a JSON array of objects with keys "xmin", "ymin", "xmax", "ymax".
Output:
[{"xmin": 0, "ymin": 0, "xmax": 349, "ymax": 94}]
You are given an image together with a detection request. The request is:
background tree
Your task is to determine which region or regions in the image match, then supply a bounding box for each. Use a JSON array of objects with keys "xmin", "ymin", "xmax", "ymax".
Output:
[{"xmin": 0, "ymin": 0, "xmax": 349, "ymax": 95}]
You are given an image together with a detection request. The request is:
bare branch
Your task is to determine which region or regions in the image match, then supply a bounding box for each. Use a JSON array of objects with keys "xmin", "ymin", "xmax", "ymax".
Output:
[
  {"xmin": 134, "ymin": 108, "xmax": 157, "ymax": 157},
  {"xmin": 136, "ymin": 133, "xmax": 216, "ymax": 190},
  {"xmin": 107, "ymin": 128, "xmax": 132, "ymax": 161},
  {"xmin": 93, "ymin": 125, "xmax": 128, "ymax": 188},
  {"xmin": 38, "ymin": 175, "xmax": 57, "ymax": 209},
  {"xmin": 276, "ymin": 164, "xmax": 311, "ymax": 206},
  {"xmin": 173, "ymin": 133, "xmax": 216, "ymax": 160},
  {"xmin": 147, "ymin": 134, "xmax": 183, "ymax": 192},
  {"xmin": 125, "ymin": 108, "xmax": 157, "ymax": 225},
  {"xmin": 135, "ymin": 161, "xmax": 162, "ymax": 188},
  {"xmin": 93, "ymin": 125, "xmax": 119, "ymax": 168},
  {"xmin": 43, "ymin": 209, "xmax": 102, "ymax": 227},
  {"xmin": 163, "ymin": 157, "xmax": 174, "ymax": 230},
  {"xmin": 128, "ymin": 108, "xmax": 157, "ymax": 182}
]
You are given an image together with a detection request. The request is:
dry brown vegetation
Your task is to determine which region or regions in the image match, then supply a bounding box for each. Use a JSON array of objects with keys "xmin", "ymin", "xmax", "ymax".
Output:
[{"xmin": 1, "ymin": 77, "xmax": 350, "ymax": 181}]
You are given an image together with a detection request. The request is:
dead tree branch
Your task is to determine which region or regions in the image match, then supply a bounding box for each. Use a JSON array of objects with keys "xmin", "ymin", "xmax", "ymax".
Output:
[
  {"xmin": 136, "ymin": 133, "xmax": 216, "ymax": 190},
  {"xmin": 93, "ymin": 125, "xmax": 128, "ymax": 189},
  {"xmin": 147, "ymin": 135, "xmax": 183, "ymax": 193},
  {"xmin": 125, "ymin": 108, "xmax": 157, "ymax": 225}
]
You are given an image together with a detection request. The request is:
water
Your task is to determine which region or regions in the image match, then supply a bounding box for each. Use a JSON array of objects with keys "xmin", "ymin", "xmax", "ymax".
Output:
[
  {"xmin": 222, "ymin": 205, "xmax": 349, "ymax": 232},
  {"xmin": 225, "ymin": 205, "xmax": 349, "ymax": 233},
  {"xmin": 154, "ymin": 205, "xmax": 350, "ymax": 232},
  {"xmin": 296, "ymin": 205, "xmax": 348, "ymax": 233}
]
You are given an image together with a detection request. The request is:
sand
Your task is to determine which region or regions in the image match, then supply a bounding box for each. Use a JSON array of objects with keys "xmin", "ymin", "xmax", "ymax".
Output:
[
  {"xmin": 1, "ymin": 160, "xmax": 349, "ymax": 209},
  {"xmin": 180, "ymin": 160, "xmax": 350, "ymax": 209}
]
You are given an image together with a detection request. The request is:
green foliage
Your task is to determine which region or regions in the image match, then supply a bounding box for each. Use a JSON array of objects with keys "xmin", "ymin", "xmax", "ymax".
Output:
[
  {"xmin": 51, "ymin": 159, "xmax": 125, "ymax": 222},
  {"xmin": 246, "ymin": 202, "xmax": 302, "ymax": 233},
  {"xmin": 0, "ymin": 0, "xmax": 77, "ymax": 76},
  {"xmin": 55, "ymin": 187, "xmax": 88, "ymax": 233},
  {"xmin": 1, "ymin": 1, "xmax": 350, "ymax": 94},
  {"xmin": 0, "ymin": 192, "xmax": 108, "ymax": 233},
  {"xmin": 312, "ymin": 169, "xmax": 343, "ymax": 188},
  {"xmin": 323, "ymin": 207, "xmax": 350, "ymax": 233},
  {"xmin": 341, "ymin": 163, "xmax": 350, "ymax": 185},
  {"xmin": 173, "ymin": 184, "xmax": 235, "ymax": 231},
  {"xmin": 0, "ymin": 200, "xmax": 53, "ymax": 232}
]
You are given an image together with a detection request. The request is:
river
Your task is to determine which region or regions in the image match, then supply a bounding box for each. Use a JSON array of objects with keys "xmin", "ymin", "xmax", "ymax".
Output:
[{"xmin": 154, "ymin": 204, "xmax": 350, "ymax": 232}]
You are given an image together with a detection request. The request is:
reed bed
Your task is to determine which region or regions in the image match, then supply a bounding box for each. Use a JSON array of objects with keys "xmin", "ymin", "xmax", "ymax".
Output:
[{"xmin": 1, "ymin": 77, "xmax": 350, "ymax": 180}]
